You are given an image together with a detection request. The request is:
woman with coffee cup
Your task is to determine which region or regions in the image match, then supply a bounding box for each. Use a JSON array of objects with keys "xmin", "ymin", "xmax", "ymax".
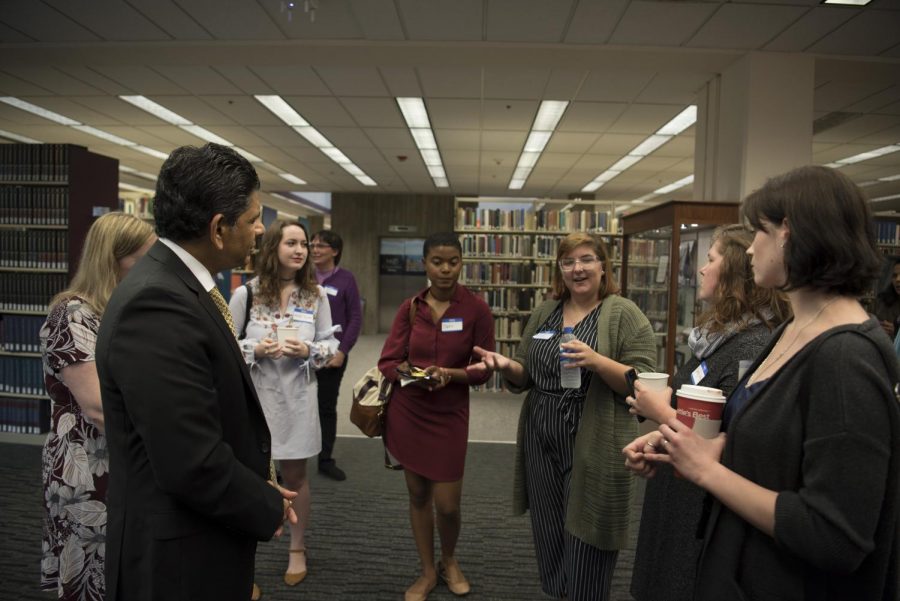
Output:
[
  {"xmin": 471, "ymin": 232, "xmax": 656, "ymax": 601},
  {"xmin": 229, "ymin": 219, "xmax": 338, "ymax": 597},
  {"xmin": 635, "ymin": 167, "xmax": 900, "ymax": 600},
  {"xmin": 623, "ymin": 224, "xmax": 789, "ymax": 601}
]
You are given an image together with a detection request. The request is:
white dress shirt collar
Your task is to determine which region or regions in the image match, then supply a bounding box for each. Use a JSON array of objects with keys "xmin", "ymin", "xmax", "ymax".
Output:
[{"xmin": 159, "ymin": 238, "xmax": 217, "ymax": 292}]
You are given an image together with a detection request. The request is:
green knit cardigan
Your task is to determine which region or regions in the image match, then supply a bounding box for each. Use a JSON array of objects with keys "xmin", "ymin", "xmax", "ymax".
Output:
[{"xmin": 507, "ymin": 294, "xmax": 656, "ymax": 550}]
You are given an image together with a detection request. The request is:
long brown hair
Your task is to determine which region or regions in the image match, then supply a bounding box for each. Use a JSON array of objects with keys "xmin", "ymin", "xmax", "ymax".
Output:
[
  {"xmin": 51, "ymin": 212, "xmax": 155, "ymax": 316},
  {"xmin": 254, "ymin": 219, "xmax": 317, "ymax": 306},
  {"xmin": 697, "ymin": 224, "xmax": 790, "ymax": 333},
  {"xmin": 550, "ymin": 232, "xmax": 620, "ymax": 301}
]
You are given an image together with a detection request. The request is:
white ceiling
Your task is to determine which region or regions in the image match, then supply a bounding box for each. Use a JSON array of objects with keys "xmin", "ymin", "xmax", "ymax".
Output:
[{"xmin": 1, "ymin": 0, "xmax": 899, "ymax": 215}]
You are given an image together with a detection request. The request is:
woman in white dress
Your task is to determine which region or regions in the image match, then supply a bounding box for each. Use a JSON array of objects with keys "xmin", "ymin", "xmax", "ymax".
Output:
[{"xmin": 229, "ymin": 219, "xmax": 338, "ymax": 595}]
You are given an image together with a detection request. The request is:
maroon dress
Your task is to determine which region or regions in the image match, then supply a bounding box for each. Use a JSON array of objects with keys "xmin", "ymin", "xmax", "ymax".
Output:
[
  {"xmin": 380, "ymin": 285, "xmax": 495, "ymax": 481},
  {"xmin": 39, "ymin": 297, "xmax": 108, "ymax": 601}
]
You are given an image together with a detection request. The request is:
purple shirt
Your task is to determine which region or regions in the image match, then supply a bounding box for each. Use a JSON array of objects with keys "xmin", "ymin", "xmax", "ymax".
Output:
[{"xmin": 317, "ymin": 267, "xmax": 362, "ymax": 355}]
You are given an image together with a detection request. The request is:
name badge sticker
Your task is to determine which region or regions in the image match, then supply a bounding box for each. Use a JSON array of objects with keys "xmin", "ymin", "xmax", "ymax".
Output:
[
  {"xmin": 533, "ymin": 331, "xmax": 555, "ymax": 340},
  {"xmin": 441, "ymin": 318, "xmax": 463, "ymax": 332},
  {"xmin": 691, "ymin": 361, "xmax": 709, "ymax": 385},
  {"xmin": 293, "ymin": 307, "xmax": 315, "ymax": 323},
  {"xmin": 324, "ymin": 285, "xmax": 338, "ymax": 296}
]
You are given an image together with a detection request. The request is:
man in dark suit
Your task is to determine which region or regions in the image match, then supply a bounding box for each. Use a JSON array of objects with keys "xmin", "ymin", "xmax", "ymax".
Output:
[{"xmin": 96, "ymin": 143, "xmax": 295, "ymax": 601}]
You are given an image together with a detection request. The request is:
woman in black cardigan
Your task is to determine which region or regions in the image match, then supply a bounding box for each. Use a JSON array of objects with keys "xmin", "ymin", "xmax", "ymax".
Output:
[
  {"xmin": 624, "ymin": 224, "xmax": 788, "ymax": 601},
  {"xmin": 627, "ymin": 166, "xmax": 900, "ymax": 601}
]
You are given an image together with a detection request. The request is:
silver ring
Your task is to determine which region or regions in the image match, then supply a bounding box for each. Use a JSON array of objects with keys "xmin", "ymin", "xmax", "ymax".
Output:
[
  {"xmin": 662, "ymin": 439, "xmax": 670, "ymax": 446},
  {"xmin": 645, "ymin": 440, "xmax": 656, "ymax": 449}
]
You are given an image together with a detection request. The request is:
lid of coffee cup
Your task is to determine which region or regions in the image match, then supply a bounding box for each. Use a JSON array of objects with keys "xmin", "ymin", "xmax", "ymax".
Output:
[{"xmin": 677, "ymin": 384, "xmax": 726, "ymax": 402}]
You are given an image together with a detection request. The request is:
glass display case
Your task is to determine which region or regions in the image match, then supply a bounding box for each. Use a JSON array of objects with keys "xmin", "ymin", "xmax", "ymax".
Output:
[{"xmin": 622, "ymin": 201, "xmax": 739, "ymax": 376}]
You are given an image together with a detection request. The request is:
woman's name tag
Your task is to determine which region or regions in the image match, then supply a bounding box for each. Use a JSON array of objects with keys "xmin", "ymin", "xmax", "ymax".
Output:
[
  {"xmin": 324, "ymin": 285, "xmax": 338, "ymax": 296},
  {"xmin": 691, "ymin": 361, "xmax": 708, "ymax": 385},
  {"xmin": 293, "ymin": 307, "xmax": 315, "ymax": 323},
  {"xmin": 441, "ymin": 318, "xmax": 463, "ymax": 332},
  {"xmin": 533, "ymin": 331, "xmax": 554, "ymax": 340}
]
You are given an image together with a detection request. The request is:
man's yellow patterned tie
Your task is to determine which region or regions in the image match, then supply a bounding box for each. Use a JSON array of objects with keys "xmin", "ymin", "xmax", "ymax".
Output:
[
  {"xmin": 208, "ymin": 287, "xmax": 237, "ymax": 337},
  {"xmin": 208, "ymin": 287, "xmax": 277, "ymax": 482}
]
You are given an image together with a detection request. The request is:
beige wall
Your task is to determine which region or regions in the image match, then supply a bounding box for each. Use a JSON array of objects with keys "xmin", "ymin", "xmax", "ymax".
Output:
[{"xmin": 331, "ymin": 192, "xmax": 454, "ymax": 335}]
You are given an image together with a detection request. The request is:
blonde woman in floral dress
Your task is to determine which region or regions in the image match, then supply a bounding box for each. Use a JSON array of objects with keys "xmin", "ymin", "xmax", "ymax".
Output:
[{"xmin": 39, "ymin": 212, "xmax": 155, "ymax": 600}]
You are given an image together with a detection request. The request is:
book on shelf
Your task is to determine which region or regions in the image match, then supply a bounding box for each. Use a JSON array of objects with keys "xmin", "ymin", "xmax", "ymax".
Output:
[
  {"xmin": 0, "ymin": 144, "xmax": 70, "ymax": 183},
  {"xmin": 0, "ymin": 314, "xmax": 44, "ymax": 352},
  {"xmin": 0, "ymin": 355, "xmax": 44, "ymax": 396},
  {"xmin": 0, "ymin": 186, "xmax": 69, "ymax": 225},
  {"xmin": 0, "ymin": 229, "xmax": 68, "ymax": 269},
  {"xmin": 0, "ymin": 273, "xmax": 66, "ymax": 312},
  {"xmin": 0, "ymin": 397, "xmax": 50, "ymax": 434},
  {"xmin": 874, "ymin": 220, "xmax": 900, "ymax": 248},
  {"xmin": 456, "ymin": 206, "xmax": 615, "ymax": 233}
]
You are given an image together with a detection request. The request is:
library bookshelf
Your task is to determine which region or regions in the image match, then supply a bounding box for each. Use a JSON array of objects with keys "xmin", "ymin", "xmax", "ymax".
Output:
[
  {"xmin": 0, "ymin": 144, "xmax": 118, "ymax": 433},
  {"xmin": 454, "ymin": 197, "xmax": 622, "ymax": 391}
]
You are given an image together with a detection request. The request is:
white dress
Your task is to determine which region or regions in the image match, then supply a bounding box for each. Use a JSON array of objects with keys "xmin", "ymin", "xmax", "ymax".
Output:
[{"xmin": 229, "ymin": 278, "xmax": 339, "ymax": 460}]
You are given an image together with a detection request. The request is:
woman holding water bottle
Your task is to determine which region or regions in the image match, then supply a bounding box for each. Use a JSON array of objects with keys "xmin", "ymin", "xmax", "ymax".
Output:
[
  {"xmin": 229, "ymin": 219, "xmax": 338, "ymax": 599},
  {"xmin": 472, "ymin": 232, "xmax": 655, "ymax": 601}
]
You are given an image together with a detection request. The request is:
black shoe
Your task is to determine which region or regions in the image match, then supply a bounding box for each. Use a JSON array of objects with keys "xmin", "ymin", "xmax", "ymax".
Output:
[{"xmin": 318, "ymin": 462, "xmax": 346, "ymax": 481}]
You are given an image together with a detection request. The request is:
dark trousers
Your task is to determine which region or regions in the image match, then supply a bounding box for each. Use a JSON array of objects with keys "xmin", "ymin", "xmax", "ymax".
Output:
[{"xmin": 316, "ymin": 357, "xmax": 348, "ymax": 465}]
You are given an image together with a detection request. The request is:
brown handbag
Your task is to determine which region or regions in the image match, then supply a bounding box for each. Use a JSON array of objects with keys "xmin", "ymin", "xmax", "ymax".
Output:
[{"xmin": 349, "ymin": 298, "xmax": 418, "ymax": 438}]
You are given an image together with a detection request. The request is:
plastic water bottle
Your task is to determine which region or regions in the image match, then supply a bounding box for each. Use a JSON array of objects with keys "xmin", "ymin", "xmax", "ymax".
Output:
[{"xmin": 560, "ymin": 326, "xmax": 581, "ymax": 389}]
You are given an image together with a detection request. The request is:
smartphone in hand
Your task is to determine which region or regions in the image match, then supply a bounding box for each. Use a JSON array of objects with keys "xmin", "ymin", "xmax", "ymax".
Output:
[{"xmin": 623, "ymin": 368, "xmax": 645, "ymax": 423}]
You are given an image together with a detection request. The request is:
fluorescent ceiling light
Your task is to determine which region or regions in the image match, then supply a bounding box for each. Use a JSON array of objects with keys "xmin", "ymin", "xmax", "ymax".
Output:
[
  {"xmin": 533, "ymin": 101, "xmax": 569, "ymax": 131},
  {"xmin": 72, "ymin": 125, "xmax": 136, "ymax": 146},
  {"xmin": 830, "ymin": 144, "xmax": 900, "ymax": 166},
  {"xmin": 654, "ymin": 174, "xmax": 695, "ymax": 195},
  {"xmin": 880, "ymin": 174, "xmax": 900, "ymax": 182},
  {"xmin": 0, "ymin": 97, "xmax": 80, "ymax": 125},
  {"xmin": 823, "ymin": 0, "xmax": 871, "ymax": 5},
  {"xmin": 321, "ymin": 147, "xmax": 351, "ymax": 164},
  {"xmin": 119, "ymin": 166, "xmax": 157, "ymax": 181},
  {"xmin": 871, "ymin": 193, "xmax": 900, "ymax": 202},
  {"xmin": 279, "ymin": 173, "xmax": 307, "ymax": 185},
  {"xmin": 426, "ymin": 165, "xmax": 446, "ymax": 179},
  {"xmin": 397, "ymin": 98, "xmax": 431, "ymax": 129},
  {"xmin": 133, "ymin": 145, "xmax": 170, "ymax": 160},
  {"xmin": 179, "ymin": 125, "xmax": 233, "ymax": 146},
  {"xmin": 0, "ymin": 129, "xmax": 40, "ymax": 143},
  {"xmin": 293, "ymin": 126, "xmax": 333, "ymax": 149},
  {"xmin": 119, "ymin": 182, "xmax": 155, "ymax": 194},
  {"xmin": 357, "ymin": 175, "xmax": 377, "ymax": 187},
  {"xmin": 410, "ymin": 128, "xmax": 438, "ymax": 150},
  {"xmin": 657, "ymin": 106, "xmax": 698, "ymax": 136},
  {"xmin": 508, "ymin": 100, "xmax": 570, "ymax": 190},
  {"xmin": 434, "ymin": 177, "xmax": 449, "ymax": 188},
  {"xmin": 233, "ymin": 148, "xmax": 264, "ymax": 163},
  {"xmin": 581, "ymin": 104, "xmax": 696, "ymax": 193},
  {"xmin": 119, "ymin": 95, "xmax": 191, "ymax": 125},
  {"xmin": 419, "ymin": 148, "xmax": 442, "ymax": 166},
  {"xmin": 254, "ymin": 95, "xmax": 309, "ymax": 127},
  {"xmin": 342, "ymin": 164, "xmax": 364, "ymax": 177}
]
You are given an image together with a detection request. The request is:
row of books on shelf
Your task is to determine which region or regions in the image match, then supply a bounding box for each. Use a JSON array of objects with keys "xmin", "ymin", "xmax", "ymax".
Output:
[
  {"xmin": 470, "ymin": 286, "xmax": 549, "ymax": 313},
  {"xmin": 627, "ymin": 239, "xmax": 665, "ymax": 263},
  {"xmin": 0, "ymin": 315, "xmax": 43, "ymax": 353},
  {"xmin": 0, "ymin": 143, "xmax": 72, "ymax": 183},
  {"xmin": 460, "ymin": 263, "xmax": 555, "ymax": 287},
  {"xmin": 0, "ymin": 186, "xmax": 69, "ymax": 224},
  {"xmin": 460, "ymin": 233, "xmax": 620, "ymax": 259},
  {"xmin": 627, "ymin": 291, "xmax": 669, "ymax": 316},
  {"xmin": 120, "ymin": 196, "xmax": 154, "ymax": 218},
  {"xmin": 0, "ymin": 398, "xmax": 50, "ymax": 434},
  {"xmin": 1, "ymin": 355, "xmax": 44, "ymax": 396},
  {"xmin": 494, "ymin": 315, "xmax": 528, "ymax": 340},
  {"xmin": 1, "ymin": 273, "xmax": 66, "ymax": 311},
  {"xmin": 874, "ymin": 220, "xmax": 900, "ymax": 247},
  {"xmin": 455, "ymin": 207, "xmax": 616, "ymax": 233},
  {"xmin": 627, "ymin": 266, "xmax": 668, "ymax": 288},
  {"xmin": 1, "ymin": 229, "xmax": 68, "ymax": 269}
]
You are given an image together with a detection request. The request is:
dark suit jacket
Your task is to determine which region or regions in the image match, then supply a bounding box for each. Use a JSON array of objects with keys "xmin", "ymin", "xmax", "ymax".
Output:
[{"xmin": 96, "ymin": 241, "xmax": 283, "ymax": 601}]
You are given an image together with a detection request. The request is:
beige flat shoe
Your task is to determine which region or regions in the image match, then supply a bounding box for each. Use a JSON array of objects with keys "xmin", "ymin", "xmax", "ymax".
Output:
[
  {"xmin": 404, "ymin": 574, "xmax": 437, "ymax": 601},
  {"xmin": 283, "ymin": 548, "xmax": 308, "ymax": 586},
  {"xmin": 250, "ymin": 582, "xmax": 261, "ymax": 600},
  {"xmin": 439, "ymin": 558, "xmax": 471, "ymax": 596}
]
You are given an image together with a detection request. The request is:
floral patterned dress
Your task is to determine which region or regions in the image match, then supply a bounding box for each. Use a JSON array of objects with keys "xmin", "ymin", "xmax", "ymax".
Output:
[{"xmin": 39, "ymin": 297, "xmax": 108, "ymax": 601}]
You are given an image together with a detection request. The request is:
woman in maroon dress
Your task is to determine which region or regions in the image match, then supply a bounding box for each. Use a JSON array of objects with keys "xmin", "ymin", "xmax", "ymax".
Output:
[
  {"xmin": 379, "ymin": 232, "xmax": 495, "ymax": 601},
  {"xmin": 39, "ymin": 212, "xmax": 155, "ymax": 601}
]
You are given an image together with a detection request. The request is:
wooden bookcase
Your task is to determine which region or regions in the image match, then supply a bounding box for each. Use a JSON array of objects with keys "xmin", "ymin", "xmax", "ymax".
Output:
[
  {"xmin": 454, "ymin": 197, "xmax": 622, "ymax": 391},
  {"xmin": 0, "ymin": 143, "xmax": 118, "ymax": 433}
]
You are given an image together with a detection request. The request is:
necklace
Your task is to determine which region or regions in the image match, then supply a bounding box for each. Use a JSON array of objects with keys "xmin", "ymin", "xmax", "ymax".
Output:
[
  {"xmin": 751, "ymin": 297, "xmax": 838, "ymax": 383},
  {"xmin": 279, "ymin": 277, "xmax": 294, "ymax": 282}
]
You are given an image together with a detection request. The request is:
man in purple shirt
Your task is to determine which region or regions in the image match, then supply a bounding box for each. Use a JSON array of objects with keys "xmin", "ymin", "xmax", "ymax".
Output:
[{"xmin": 310, "ymin": 230, "xmax": 362, "ymax": 481}]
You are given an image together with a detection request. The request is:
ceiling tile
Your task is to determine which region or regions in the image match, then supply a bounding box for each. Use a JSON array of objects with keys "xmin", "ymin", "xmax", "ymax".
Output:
[
  {"xmin": 212, "ymin": 66, "xmax": 272, "ymax": 94},
  {"xmin": 482, "ymin": 99, "xmax": 538, "ymax": 130},
  {"xmin": 608, "ymin": 104, "xmax": 688, "ymax": 135},
  {"xmin": 316, "ymin": 127, "xmax": 376, "ymax": 149},
  {"xmin": 379, "ymin": 67, "xmax": 422, "ymax": 97},
  {"xmin": 483, "ymin": 67, "xmax": 551, "ymax": 100},
  {"xmin": 810, "ymin": 10, "xmax": 900, "ymax": 56},
  {"xmin": 814, "ymin": 80, "xmax": 896, "ymax": 114},
  {"xmin": 577, "ymin": 69, "xmax": 656, "ymax": 103},
  {"xmin": 537, "ymin": 153, "xmax": 587, "ymax": 169},
  {"xmin": 55, "ymin": 66, "xmax": 132, "ymax": 96},
  {"xmin": 0, "ymin": 0, "xmax": 100, "ymax": 42},
  {"xmin": 250, "ymin": 66, "xmax": 331, "ymax": 96},
  {"xmin": 348, "ymin": 0, "xmax": 405, "ymax": 40},
  {"xmin": 481, "ymin": 130, "xmax": 526, "ymax": 152},
  {"xmin": 654, "ymin": 135, "xmax": 695, "ymax": 158},
  {"xmin": 845, "ymin": 84, "xmax": 900, "ymax": 115},
  {"xmin": 486, "ymin": 0, "xmax": 573, "ymax": 43},
  {"xmin": 418, "ymin": 67, "xmax": 482, "ymax": 99},
  {"xmin": 340, "ymin": 97, "xmax": 405, "ymax": 128},
  {"xmin": 558, "ymin": 102, "xmax": 627, "ymax": 134},
  {"xmin": 259, "ymin": 0, "xmax": 363, "ymax": 40},
  {"xmin": 544, "ymin": 132, "xmax": 598, "ymax": 155},
  {"xmin": 174, "ymin": 0, "xmax": 284, "ymax": 40},
  {"xmin": 0, "ymin": 71, "xmax": 53, "ymax": 95},
  {"xmin": 545, "ymin": 69, "xmax": 588, "ymax": 99},
  {"xmin": 436, "ymin": 129, "xmax": 480, "ymax": 150},
  {"xmin": 363, "ymin": 127, "xmax": 416, "ymax": 149},
  {"xmin": 90, "ymin": 65, "xmax": 187, "ymax": 94},
  {"xmin": 143, "ymin": 95, "xmax": 235, "ymax": 125},
  {"xmin": 151, "ymin": 65, "xmax": 243, "ymax": 95},
  {"xmin": 610, "ymin": 1, "xmax": 718, "ymax": 47},
  {"xmin": 1, "ymin": 66, "xmax": 105, "ymax": 95},
  {"xmin": 0, "ymin": 20, "xmax": 35, "ymax": 43},
  {"xmin": 636, "ymin": 71, "xmax": 713, "ymax": 105},
  {"xmin": 123, "ymin": 0, "xmax": 213, "ymax": 40},
  {"xmin": 396, "ymin": 0, "xmax": 483, "ymax": 41},
  {"xmin": 315, "ymin": 67, "xmax": 390, "ymax": 96},
  {"xmin": 764, "ymin": 7, "xmax": 853, "ymax": 52},
  {"xmin": 687, "ymin": 4, "xmax": 807, "ymax": 50},
  {"xmin": 441, "ymin": 149, "xmax": 481, "ymax": 168},
  {"xmin": 564, "ymin": 0, "xmax": 628, "ymax": 44},
  {"xmin": 428, "ymin": 99, "xmax": 482, "ymax": 129},
  {"xmin": 588, "ymin": 133, "xmax": 645, "ymax": 155},
  {"xmin": 43, "ymin": 0, "xmax": 168, "ymax": 41},
  {"xmin": 282, "ymin": 96, "xmax": 356, "ymax": 127}
]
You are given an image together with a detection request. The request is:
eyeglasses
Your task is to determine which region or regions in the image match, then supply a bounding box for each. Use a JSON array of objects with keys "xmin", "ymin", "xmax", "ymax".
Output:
[
  {"xmin": 310, "ymin": 242, "xmax": 331, "ymax": 249},
  {"xmin": 558, "ymin": 256, "xmax": 600, "ymax": 271}
]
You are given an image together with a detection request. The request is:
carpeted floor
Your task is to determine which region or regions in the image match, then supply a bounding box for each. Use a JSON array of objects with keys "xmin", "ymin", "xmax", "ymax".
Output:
[{"xmin": 0, "ymin": 438, "xmax": 641, "ymax": 600}]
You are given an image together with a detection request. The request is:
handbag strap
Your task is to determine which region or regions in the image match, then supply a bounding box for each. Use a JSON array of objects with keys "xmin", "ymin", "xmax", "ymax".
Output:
[{"xmin": 238, "ymin": 283, "xmax": 253, "ymax": 340}]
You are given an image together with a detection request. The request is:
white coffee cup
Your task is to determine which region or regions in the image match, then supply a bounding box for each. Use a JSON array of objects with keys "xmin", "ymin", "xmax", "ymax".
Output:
[
  {"xmin": 637, "ymin": 372, "xmax": 669, "ymax": 390},
  {"xmin": 276, "ymin": 325, "xmax": 300, "ymax": 345}
]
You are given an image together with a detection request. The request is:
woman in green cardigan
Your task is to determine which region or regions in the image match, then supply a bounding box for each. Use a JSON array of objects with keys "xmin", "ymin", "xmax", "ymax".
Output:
[{"xmin": 472, "ymin": 232, "xmax": 656, "ymax": 601}]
